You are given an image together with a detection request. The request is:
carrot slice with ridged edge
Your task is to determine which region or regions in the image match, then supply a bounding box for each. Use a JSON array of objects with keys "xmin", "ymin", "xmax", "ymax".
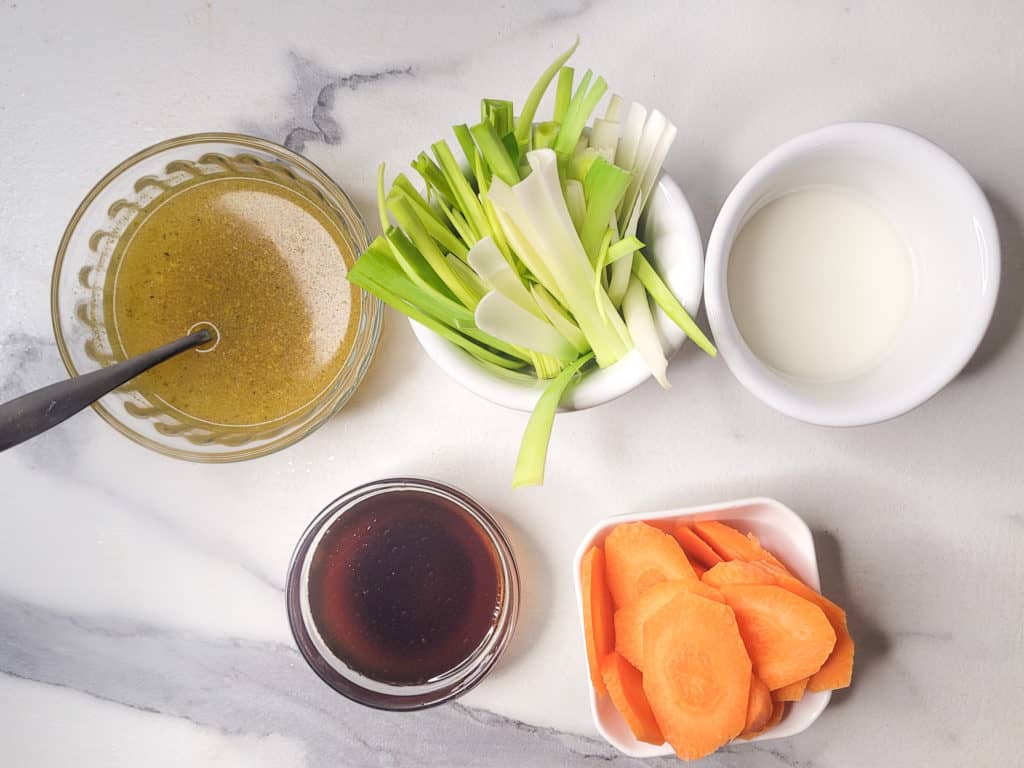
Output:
[
  {"xmin": 692, "ymin": 520, "xmax": 789, "ymax": 572},
  {"xmin": 743, "ymin": 674, "xmax": 773, "ymax": 735},
  {"xmin": 719, "ymin": 584, "xmax": 836, "ymax": 690},
  {"xmin": 642, "ymin": 590, "xmax": 752, "ymax": 760},
  {"xmin": 701, "ymin": 560, "xmax": 777, "ymax": 589},
  {"xmin": 614, "ymin": 580, "xmax": 724, "ymax": 669},
  {"xmin": 671, "ymin": 523, "xmax": 723, "ymax": 569},
  {"xmin": 772, "ymin": 677, "xmax": 808, "ymax": 702},
  {"xmin": 751, "ymin": 561, "xmax": 855, "ymax": 691},
  {"xmin": 580, "ymin": 546, "xmax": 615, "ymax": 695},
  {"xmin": 740, "ymin": 700, "xmax": 786, "ymax": 739},
  {"xmin": 601, "ymin": 652, "xmax": 664, "ymax": 745},
  {"xmin": 605, "ymin": 522, "xmax": 696, "ymax": 608}
]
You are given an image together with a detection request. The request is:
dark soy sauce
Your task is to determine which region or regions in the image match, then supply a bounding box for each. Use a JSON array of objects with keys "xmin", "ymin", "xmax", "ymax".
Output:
[{"xmin": 306, "ymin": 489, "xmax": 503, "ymax": 685}]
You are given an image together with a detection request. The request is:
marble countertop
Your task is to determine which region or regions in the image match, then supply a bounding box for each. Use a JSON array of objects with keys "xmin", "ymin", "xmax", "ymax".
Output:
[{"xmin": 2, "ymin": 1, "xmax": 1022, "ymax": 766}]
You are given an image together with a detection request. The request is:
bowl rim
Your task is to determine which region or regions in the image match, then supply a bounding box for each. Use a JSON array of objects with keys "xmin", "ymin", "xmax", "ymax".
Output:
[
  {"xmin": 572, "ymin": 497, "xmax": 832, "ymax": 758},
  {"xmin": 50, "ymin": 131, "xmax": 382, "ymax": 462},
  {"xmin": 408, "ymin": 173, "xmax": 705, "ymax": 413},
  {"xmin": 704, "ymin": 121, "xmax": 1001, "ymax": 426}
]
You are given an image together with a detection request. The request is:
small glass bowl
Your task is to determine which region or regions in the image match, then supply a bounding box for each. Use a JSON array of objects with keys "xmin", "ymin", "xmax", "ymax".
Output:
[
  {"xmin": 286, "ymin": 478, "xmax": 520, "ymax": 711},
  {"xmin": 51, "ymin": 133, "xmax": 381, "ymax": 462}
]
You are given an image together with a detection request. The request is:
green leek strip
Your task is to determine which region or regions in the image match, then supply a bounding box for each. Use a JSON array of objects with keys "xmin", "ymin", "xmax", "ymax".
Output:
[
  {"xmin": 446, "ymin": 254, "xmax": 488, "ymax": 301},
  {"xmin": 632, "ymin": 253, "xmax": 717, "ymax": 357},
  {"xmin": 554, "ymin": 66, "xmax": 574, "ymax": 123},
  {"xmin": 531, "ymin": 284, "xmax": 590, "ymax": 354},
  {"xmin": 452, "ymin": 124, "xmax": 480, "ymax": 182},
  {"xmin": 605, "ymin": 93, "xmax": 623, "ymax": 121},
  {"xmin": 530, "ymin": 351, "xmax": 564, "ymax": 380},
  {"xmin": 388, "ymin": 196, "xmax": 478, "ymax": 308},
  {"xmin": 580, "ymin": 157, "xmax": 631, "ymax": 264},
  {"xmin": 384, "ymin": 227, "xmax": 455, "ymax": 298},
  {"xmin": 593, "ymin": 228, "xmax": 615, "ymax": 320},
  {"xmin": 569, "ymin": 146, "xmax": 600, "ymax": 183},
  {"xmin": 553, "ymin": 72, "xmax": 607, "ymax": 155},
  {"xmin": 623, "ymin": 274, "xmax": 670, "ymax": 389},
  {"xmin": 387, "ymin": 186, "xmax": 468, "ymax": 260},
  {"xmin": 376, "ymin": 163, "xmax": 390, "ymax": 233},
  {"xmin": 533, "ymin": 121, "xmax": 560, "ymax": 150},
  {"xmin": 412, "ymin": 152, "xmax": 455, "ymax": 206},
  {"xmin": 481, "ymin": 98, "xmax": 515, "ymax": 135},
  {"xmin": 512, "ymin": 353, "xmax": 593, "ymax": 488},
  {"xmin": 440, "ymin": 200, "xmax": 477, "ymax": 246},
  {"xmin": 432, "ymin": 139, "xmax": 491, "ymax": 240},
  {"xmin": 357, "ymin": 237, "xmax": 471, "ymax": 324},
  {"xmin": 470, "ymin": 121, "xmax": 520, "ymax": 186},
  {"xmin": 460, "ymin": 325, "xmax": 534, "ymax": 363},
  {"xmin": 489, "ymin": 198, "xmax": 567, "ymax": 306},
  {"xmin": 513, "ymin": 37, "xmax": 579, "ymax": 148},
  {"xmin": 564, "ymin": 180, "xmax": 586, "ymax": 233}
]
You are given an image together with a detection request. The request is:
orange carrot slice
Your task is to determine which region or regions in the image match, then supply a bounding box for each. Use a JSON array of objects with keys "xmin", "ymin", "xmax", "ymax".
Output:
[
  {"xmin": 752, "ymin": 561, "xmax": 855, "ymax": 691},
  {"xmin": 773, "ymin": 677, "xmax": 808, "ymax": 702},
  {"xmin": 604, "ymin": 522, "xmax": 696, "ymax": 608},
  {"xmin": 719, "ymin": 584, "xmax": 836, "ymax": 690},
  {"xmin": 601, "ymin": 652, "xmax": 664, "ymax": 745},
  {"xmin": 692, "ymin": 521, "xmax": 789, "ymax": 572},
  {"xmin": 614, "ymin": 580, "xmax": 724, "ymax": 669},
  {"xmin": 741, "ymin": 700, "xmax": 786, "ymax": 739},
  {"xmin": 671, "ymin": 523, "xmax": 724, "ymax": 569},
  {"xmin": 642, "ymin": 591, "xmax": 752, "ymax": 760},
  {"xmin": 581, "ymin": 546, "xmax": 615, "ymax": 695},
  {"xmin": 702, "ymin": 560, "xmax": 777, "ymax": 589},
  {"xmin": 743, "ymin": 674, "xmax": 773, "ymax": 735},
  {"xmin": 691, "ymin": 561, "xmax": 708, "ymax": 579}
]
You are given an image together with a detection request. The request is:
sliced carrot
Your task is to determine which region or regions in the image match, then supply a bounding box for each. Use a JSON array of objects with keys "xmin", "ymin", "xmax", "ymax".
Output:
[
  {"xmin": 752, "ymin": 561, "xmax": 855, "ymax": 691},
  {"xmin": 741, "ymin": 700, "xmax": 787, "ymax": 739},
  {"xmin": 604, "ymin": 522, "xmax": 696, "ymax": 608},
  {"xmin": 642, "ymin": 591, "xmax": 752, "ymax": 760},
  {"xmin": 701, "ymin": 560, "xmax": 777, "ymax": 589},
  {"xmin": 692, "ymin": 521, "xmax": 789, "ymax": 572},
  {"xmin": 614, "ymin": 580, "xmax": 724, "ymax": 669},
  {"xmin": 691, "ymin": 561, "xmax": 707, "ymax": 579},
  {"xmin": 601, "ymin": 652, "xmax": 664, "ymax": 744},
  {"xmin": 743, "ymin": 674, "xmax": 773, "ymax": 735},
  {"xmin": 772, "ymin": 677, "xmax": 808, "ymax": 702},
  {"xmin": 671, "ymin": 523, "xmax": 724, "ymax": 569},
  {"xmin": 719, "ymin": 584, "xmax": 836, "ymax": 690},
  {"xmin": 581, "ymin": 546, "xmax": 615, "ymax": 695}
]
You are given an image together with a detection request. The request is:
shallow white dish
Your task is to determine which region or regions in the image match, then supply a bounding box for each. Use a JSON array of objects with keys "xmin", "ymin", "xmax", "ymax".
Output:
[
  {"xmin": 572, "ymin": 497, "xmax": 831, "ymax": 758},
  {"xmin": 704, "ymin": 122, "xmax": 1000, "ymax": 426},
  {"xmin": 410, "ymin": 174, "xmax": 704, "ymax": 412}
]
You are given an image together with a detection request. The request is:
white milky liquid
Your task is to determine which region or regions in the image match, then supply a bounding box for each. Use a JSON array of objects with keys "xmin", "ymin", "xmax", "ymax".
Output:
[{"xmin": 727, "ymin": 187, "xmax": 912, "ymax": 381}]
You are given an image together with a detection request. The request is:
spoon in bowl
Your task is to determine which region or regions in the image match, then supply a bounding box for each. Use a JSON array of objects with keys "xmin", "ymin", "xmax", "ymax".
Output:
[{"xmin": 0, "ymin": 328, "xmax": 212, "ymax": 452}]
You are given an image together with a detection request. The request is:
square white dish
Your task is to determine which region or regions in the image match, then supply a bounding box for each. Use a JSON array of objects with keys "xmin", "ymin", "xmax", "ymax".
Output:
[{"xmin": 572, "ymin": 497, "xmax": 832, "ymax": 758}]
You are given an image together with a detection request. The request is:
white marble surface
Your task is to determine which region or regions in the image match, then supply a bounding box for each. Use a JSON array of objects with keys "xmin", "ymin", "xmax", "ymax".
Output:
[{"xmin": 1, "ymin": 1, "xmax": 1022, "ymax": 766}]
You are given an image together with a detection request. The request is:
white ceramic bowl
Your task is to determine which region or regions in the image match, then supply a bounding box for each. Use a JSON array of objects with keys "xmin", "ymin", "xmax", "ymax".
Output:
[
  {"xmin": 410, "ymin": 175, "xmax": 704, "ymax": 412},
  {"xmin": 704, "ymin": 122, "xmax": 1000, "ymax": 426},
  {"xmin": 573, "ymin": 498, "xmax": 831, "ymax": 758}
]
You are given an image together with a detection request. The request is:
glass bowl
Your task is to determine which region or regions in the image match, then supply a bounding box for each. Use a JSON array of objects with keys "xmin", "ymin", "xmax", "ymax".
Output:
[
  {"xmin": 51, "ymin": 133, "xmax": 381, "ymax": 462},
  {"xmin": 286, "ymin": 478, "xmax": 520, "ymax": 710}
]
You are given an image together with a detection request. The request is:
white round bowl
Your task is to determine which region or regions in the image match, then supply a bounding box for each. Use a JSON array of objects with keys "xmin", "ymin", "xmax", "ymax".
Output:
[
  {"xmin": 410, "ymin": 175, "xmax": 705, "ymax": 412},
  {"xmin": 705, "ymin": 122, "xmax": 1000, "ymax": 426}
]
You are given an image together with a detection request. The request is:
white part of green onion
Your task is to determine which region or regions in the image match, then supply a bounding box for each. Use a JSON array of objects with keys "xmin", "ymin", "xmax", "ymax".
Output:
[
  {"xmin": 622, "ymin": 274, "xmax": 670, "ymax": 389},
  {"xmin": 475, "ymin": 291, "xmax": 578, "ymax": 361}
]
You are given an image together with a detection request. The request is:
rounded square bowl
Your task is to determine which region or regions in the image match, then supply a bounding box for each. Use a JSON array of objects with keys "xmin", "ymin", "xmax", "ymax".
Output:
[{"xmin": 572, "ymin": 497, "xmax": 831, "ymax": 758}]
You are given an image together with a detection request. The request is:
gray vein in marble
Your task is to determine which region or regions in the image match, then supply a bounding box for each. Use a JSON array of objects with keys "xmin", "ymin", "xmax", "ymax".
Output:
[
  {"xmin": 0, "ymin": 593, "xmax": 784, "ymax": 767},
  {"xmin": 261, "ymin": 53, "xmax": 415, "ymax": 153}
]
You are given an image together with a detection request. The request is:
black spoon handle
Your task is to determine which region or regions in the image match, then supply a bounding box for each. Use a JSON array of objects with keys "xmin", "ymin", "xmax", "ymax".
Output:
[{"xmin": 0, "ymin": 329, "xmax": 211, "ymax": 452}]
